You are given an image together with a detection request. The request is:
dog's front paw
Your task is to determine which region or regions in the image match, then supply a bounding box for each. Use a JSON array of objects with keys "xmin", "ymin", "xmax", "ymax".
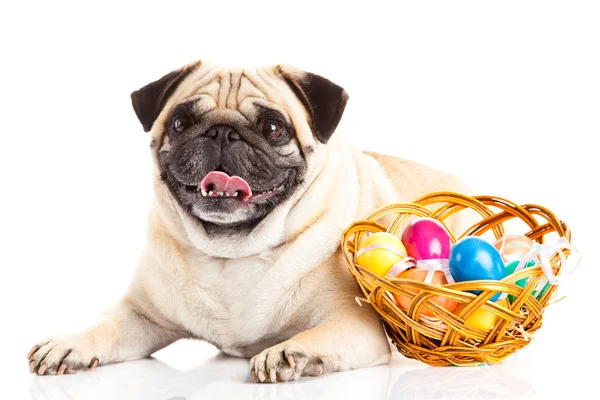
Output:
[
  {"xmin": 250, "ymin": 340, "xmax": 325, "ymax": 383},
  {"xmin": 27, "ymin": 336, "xmax": 99, "ymax": 375}
]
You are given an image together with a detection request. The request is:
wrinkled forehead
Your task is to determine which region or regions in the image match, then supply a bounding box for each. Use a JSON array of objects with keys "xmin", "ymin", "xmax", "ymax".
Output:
[{"xmin": 165, "ymin": 65, "xmax": 295, "ymax": 124}]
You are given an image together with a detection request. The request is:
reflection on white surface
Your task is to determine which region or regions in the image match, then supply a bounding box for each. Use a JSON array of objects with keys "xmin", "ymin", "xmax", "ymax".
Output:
[
  {"xmin": 389, "ymin": 364, "xmax": 535, "ymax": 400},
  {"xmin": 28, "ymin": 354, "xmax": 248, "ymax": 400},
  {"xmin": 27, "ymin": 349, "xmax": 536, "ymax": 400},
  {"xmin": 27, "ymin": 353, "xmax": 390, "ymax": 400}
]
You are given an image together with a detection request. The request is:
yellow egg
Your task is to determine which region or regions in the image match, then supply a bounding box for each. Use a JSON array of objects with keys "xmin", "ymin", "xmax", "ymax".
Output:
[
  {"xmin": 454, "ymin": 298, "xmax": 509, "ymax": 332},
  {"xmin": 356, "ymin": 232, "xmax": 407, "ymax": 277}
]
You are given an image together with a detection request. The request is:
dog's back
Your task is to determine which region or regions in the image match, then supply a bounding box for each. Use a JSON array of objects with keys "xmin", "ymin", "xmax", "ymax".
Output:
[{"xmin": 365, "ymin": 151, "xmax": 471, "ymax": 201}]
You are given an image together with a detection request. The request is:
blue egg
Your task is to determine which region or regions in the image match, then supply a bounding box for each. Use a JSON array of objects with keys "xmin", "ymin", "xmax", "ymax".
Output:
[{"xmin": 449, "ymin": 236, "xmax": 507, "ymax": 301}]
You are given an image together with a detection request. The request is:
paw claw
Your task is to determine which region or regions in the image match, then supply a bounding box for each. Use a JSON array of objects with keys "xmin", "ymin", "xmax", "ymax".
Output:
[
  {"xmin": 27, "ymin": 345, "xmax": 39, "ymax": 360},
  {"xmin": 89, "ymin": 357, "xmax": 99, "ymax": 370},
  {"xmin": 287, "ymin": 355, "xmax": 296, "ymax": 368},
  {"xmin": 37, "ymin": 364, "xmax": 47, "ymax": 375},
  {"xmin": 57, "ymin": 363, "xmax": 68, "ymax": 375},
  {"xmin": 258, "ymin": 370, "xmax": 266, "ymax": 382}
]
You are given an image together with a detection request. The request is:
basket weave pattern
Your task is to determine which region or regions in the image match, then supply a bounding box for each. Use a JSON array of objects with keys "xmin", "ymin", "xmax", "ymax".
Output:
[{"xmin": 341, "ymin": 192, "xmax": 571, "ymax": 366}]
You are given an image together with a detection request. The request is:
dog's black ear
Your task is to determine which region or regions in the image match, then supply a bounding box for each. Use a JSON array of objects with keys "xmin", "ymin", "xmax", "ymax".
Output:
[
  {"xmin": 131, "ymin": 62, "xmax": 200, "ymax": 132},
  {"xmin": 279, "ymin": 67, "xmax": 349, "ymax": 144}
]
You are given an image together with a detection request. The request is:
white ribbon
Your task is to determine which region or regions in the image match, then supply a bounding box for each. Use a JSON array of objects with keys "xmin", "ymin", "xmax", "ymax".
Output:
[
  {"xmin": 514, "ymin": 237, "xmax": 581, "ymax": 286},
  {"xmin": 496, "ymin": 237, "xmax": 534, "ymax": 263},
  {"xmin": 415, "ymin": 258, "xmax": 455, "ymax": 284},
  {"xmin": 355, "ymin": 243, "xmax": 415, "ymax": 279},
  {"xmin": 385, "ymin": 256, "xmax": 416, "ymax": 278}
]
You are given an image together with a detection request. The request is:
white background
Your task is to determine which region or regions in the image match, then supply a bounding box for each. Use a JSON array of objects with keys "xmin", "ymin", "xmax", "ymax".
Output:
[{"xmin": 1, "ymin": 1, "xmax": 599, "ymax": 399}]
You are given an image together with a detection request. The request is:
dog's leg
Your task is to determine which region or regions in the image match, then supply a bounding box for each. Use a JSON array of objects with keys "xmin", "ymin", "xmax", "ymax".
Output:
[
  {"xmin": 28, "ymin": 298, "xmax": 186, "ymax": 375},
  {"xmin": 250, "ymin": 303, "xmax": 391, "ymax": 383}
]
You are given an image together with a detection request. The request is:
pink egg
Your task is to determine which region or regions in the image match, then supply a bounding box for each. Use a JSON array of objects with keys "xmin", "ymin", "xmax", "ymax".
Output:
[{"xmin": 401, "ymin": 217, "xmax": 452, "ymax": 260}]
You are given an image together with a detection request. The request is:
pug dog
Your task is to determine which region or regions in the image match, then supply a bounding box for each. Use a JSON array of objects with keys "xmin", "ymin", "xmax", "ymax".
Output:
[{"xmin": 27, "ymin": 60, "xmax": 469, "ymax": 382}]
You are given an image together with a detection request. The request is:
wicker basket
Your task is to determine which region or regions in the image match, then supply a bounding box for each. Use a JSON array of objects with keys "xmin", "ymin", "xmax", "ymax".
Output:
[{"xmin": 341, "ymin": 192, "xmax": 575, "ymax": 366}]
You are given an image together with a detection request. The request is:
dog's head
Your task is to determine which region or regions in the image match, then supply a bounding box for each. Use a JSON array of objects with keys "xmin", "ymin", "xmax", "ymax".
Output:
[{"xmin": 131, "ymin": 61, "xmax": 348, "ymax": 231}]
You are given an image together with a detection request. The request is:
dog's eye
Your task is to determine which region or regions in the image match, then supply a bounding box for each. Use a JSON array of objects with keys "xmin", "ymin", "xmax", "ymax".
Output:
[
  {"xmin": 172, "ymin": 116, "xmax": 192, "ymax": 133},
  {"xmin": 259, "ymin": 120, "xmax": 283, "ymax": 140}
]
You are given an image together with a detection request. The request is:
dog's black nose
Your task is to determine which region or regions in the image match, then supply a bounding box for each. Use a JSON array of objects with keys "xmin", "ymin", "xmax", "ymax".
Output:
[{"xmin": 205, "ymin": 125, "xmax": 240, "ymax": 141}]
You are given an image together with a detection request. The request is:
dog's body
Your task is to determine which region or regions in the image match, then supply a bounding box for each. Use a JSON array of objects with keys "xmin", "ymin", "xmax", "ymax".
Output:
[{"xmin": 28, "ymin": 61, "xmax": 468, "ymax": 381}]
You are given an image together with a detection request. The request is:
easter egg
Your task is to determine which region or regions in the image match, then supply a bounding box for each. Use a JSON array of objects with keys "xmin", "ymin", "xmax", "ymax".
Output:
[
  {"xmin": 505, "ymin": 260, "xmax": 550, "ymax": 302},
  {"xmin": 454, "ymin": 298, "xmax": 509, "ymax": 332},
  {"xmin": 401, "ymin": 217, "xmax": 452, "ymax": 260},
  {"xmin": 393, "ymin": 269, "xmax": 458, "ymax": 317},
  {"xmin": 356, "ymin": 232, "xmax": 407, "ymax": 277},
  {"xmin": 493, "ymin": 235, "xmax": 534, "ymax": 263},
  {"xmin": 449, "ymin": 236, "xmax": 506, "ymax": 301}
]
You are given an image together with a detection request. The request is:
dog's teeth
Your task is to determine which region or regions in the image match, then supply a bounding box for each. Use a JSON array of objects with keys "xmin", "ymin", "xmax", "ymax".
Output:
[
  {"xmin": 225, "ymin": 192, "xmax": 231, "ymax": 197},
  {"xmin": 218, "ymin": 192, "xmax": 224, "ymax": 196},
  {"xmin": 201, "ymin": 189, "xmax": 207, "ymax": 196},
  {"xmin": 234, "ymin": 191, "xmax": 239, "ymax": 197},
  {"xmin": 208, "ymin": 191, "xmax": 214, "ymax": 196}
]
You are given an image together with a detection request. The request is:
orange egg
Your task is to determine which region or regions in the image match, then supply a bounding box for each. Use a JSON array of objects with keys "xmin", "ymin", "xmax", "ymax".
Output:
[{"xmin": 393, "ymin": 269, "xmax": 458, "ymax": 317}]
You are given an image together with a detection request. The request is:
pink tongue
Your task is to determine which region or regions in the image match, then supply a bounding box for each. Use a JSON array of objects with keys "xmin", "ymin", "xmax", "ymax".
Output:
[{"xmin": 200, "ymin": 171, "xmax": 252, "ymax": 199}]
